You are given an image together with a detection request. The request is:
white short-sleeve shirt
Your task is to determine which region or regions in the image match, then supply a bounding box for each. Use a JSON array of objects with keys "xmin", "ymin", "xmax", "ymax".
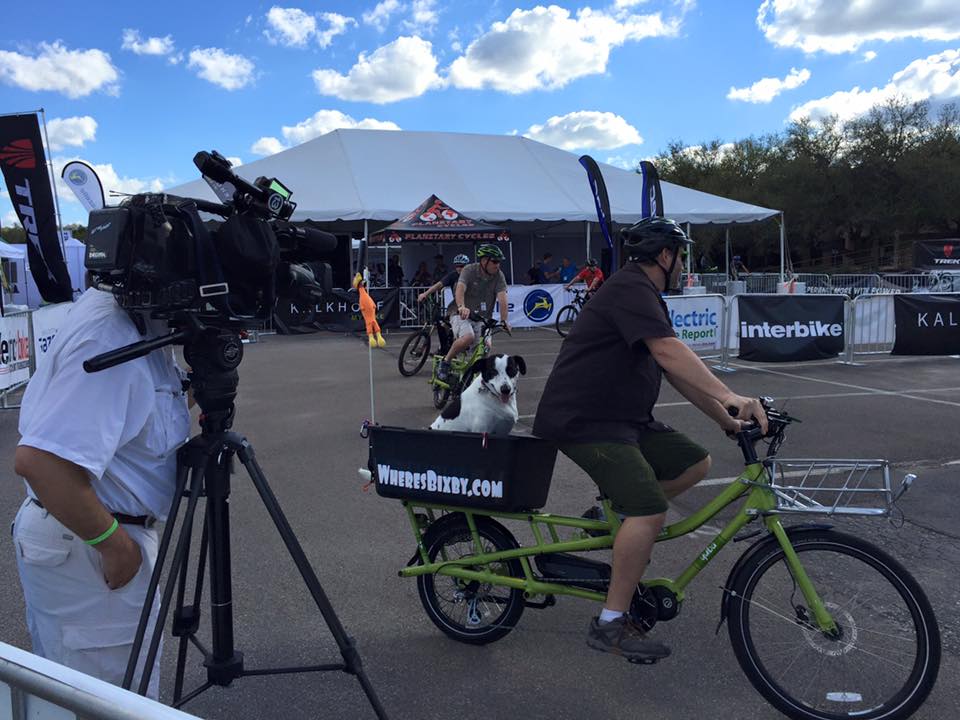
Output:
[{"xmin": 18, "ymin": 289, "xmax": 191, "ymax": 519}]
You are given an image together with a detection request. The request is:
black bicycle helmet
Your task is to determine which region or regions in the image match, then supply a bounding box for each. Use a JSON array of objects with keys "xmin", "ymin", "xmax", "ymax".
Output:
[
  {"xmin": 586, "ymin": 257, "xmax": 598, "ymax": 268},
  {"xmin": 476, "ymin": 244, "xmax": 505, "ymax": 261},
  {"xmin": 621, "ymin": 217, "xmax": 692, "ymax": 262}
]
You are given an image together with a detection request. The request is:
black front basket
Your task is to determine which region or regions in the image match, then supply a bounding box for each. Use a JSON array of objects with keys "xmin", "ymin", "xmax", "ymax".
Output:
[{"xmin": 368, "ymin": 425, "xmax": 557, "ymax": 512}]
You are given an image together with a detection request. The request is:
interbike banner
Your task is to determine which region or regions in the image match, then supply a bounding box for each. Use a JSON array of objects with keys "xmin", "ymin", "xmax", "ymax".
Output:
[
  {"xmin": 892, "ymin": 294, "xmax": 960, "ymax": 355},
  {"xmin": 913, "ymin": 239, "xmax": 960, "ymax": 270},
  {"xmin": 0, "ymin": 113, "xmax": 73, "ymax": 303},
  {"xmin": 0, "ymin": 312, "xmax": 31, "ymax": 390},
  {"xmin": 275, "ymin": 287, "xmax": 400, "ymax": 333},
  {"xmin": 31, "ymin": 302, "xmax": 73, "ymax": 369},
  {"xmin": 507, "ymin": 284, "xmax": 568, "ymax": 329},
  {"xmin": 664, "ymin": 295, "xmax": 724, "ymax": 350},
  {"xmin": 738, "ymin": 295, "xmax": 845, "ymax": 362}
]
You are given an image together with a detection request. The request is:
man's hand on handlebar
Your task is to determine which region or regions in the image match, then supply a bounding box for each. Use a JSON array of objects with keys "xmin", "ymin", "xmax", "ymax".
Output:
[
  {"xmin": 417, "ymin": 292, "xmax": 428, "ymax": 303},
  {"xmin": 723, "ymin": 394, "xmax": 769, "ymax": 435}
]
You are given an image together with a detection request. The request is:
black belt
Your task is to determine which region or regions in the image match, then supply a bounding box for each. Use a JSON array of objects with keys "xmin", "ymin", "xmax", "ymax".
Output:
[{"xmin": 29, "ymin": 497, "xmax": 154, "ymax": 527}]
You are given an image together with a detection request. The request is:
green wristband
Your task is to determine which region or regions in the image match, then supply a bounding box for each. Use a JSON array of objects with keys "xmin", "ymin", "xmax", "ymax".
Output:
[{"xmin": 85, "ymin": 518, "xmax": 119, "ymax": 546}]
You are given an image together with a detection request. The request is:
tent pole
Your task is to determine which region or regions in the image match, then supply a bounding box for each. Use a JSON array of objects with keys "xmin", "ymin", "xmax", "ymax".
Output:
[
  {"xmin": 779, "ymin": 213, "xmax": 785, "ymax": 282},
  {"xmin": 686, "ymin": 223, "xmax": 693, "ymax": 275},
  {"xmin": 508, "ymin": 241, "xmax": 515, "ymax": 284},
  {"xmin": 586, "ymin": 222, "xmax": 591, "ymax": 262},
  {"xmin": 725, "ymin": 227, "xmax": 730, "ymax": 279}
]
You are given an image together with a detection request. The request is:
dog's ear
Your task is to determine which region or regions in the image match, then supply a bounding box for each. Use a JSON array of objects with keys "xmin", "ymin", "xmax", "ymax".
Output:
[
  {"xmin": 464, "ymin": 357, "xmax": 490, "ymax": 385},
  {"xmin": 508, "ymin": 355, "xmax": 526, "ymax": 376}
]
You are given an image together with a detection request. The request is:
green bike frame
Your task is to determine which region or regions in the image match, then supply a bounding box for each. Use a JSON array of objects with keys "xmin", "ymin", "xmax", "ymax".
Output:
[
  {"xmin": 399, "ymin": 461, "xmax": 838, "ymax": 634},
  {"xmin": 429, "ymin": 332, "xmax": 490, "ymax": 391}
]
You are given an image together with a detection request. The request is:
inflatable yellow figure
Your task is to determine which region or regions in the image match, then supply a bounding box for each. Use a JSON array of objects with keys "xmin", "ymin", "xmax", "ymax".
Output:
[{"xmin": 354, "ymin": 270, "xmax": 386, "ymax": 348}]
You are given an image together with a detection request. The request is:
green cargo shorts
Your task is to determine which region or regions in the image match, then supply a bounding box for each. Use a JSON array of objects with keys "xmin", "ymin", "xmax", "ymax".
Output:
[{"xmin": 559, "ymin": 430, "xmax": 709, "ymax": 517}]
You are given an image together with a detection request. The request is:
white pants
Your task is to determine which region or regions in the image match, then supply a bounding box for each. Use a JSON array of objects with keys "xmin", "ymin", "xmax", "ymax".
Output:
[{"xmin": 12, "ymin": 498, "xmax": 163, "ymax": 699}]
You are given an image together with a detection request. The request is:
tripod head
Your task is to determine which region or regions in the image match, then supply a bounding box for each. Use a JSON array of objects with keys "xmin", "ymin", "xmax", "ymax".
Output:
[{"xmin": 84, "ymin": 312, "xmax": 243, "ymax": 434}]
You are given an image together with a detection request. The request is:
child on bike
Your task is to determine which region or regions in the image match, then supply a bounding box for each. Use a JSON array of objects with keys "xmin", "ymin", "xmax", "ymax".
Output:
[
  {"xmin": 417, "ymin": 254, "xmax": 469, "ymax": 305},
  {"xmin": 439, "ymin": 245, "xmax": 510, "ymax": 381},
  {"xmin": 534, "ymin": 218, "xmax": 767, "ymax": 663}
]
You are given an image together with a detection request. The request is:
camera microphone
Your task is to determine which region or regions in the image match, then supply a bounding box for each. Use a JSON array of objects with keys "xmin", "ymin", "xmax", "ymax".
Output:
[{"xmin": 272, "ymin": 222, "xmax": 338, "ymax": 256}]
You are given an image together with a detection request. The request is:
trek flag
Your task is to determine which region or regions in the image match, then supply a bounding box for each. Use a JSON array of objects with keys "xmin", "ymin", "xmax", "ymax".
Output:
[
  {"xmin": 0, "ymin": 113, "xmax": 73, "ymax": 303},
  {"xmin": 61, "ymin": 160, "xmax": 105, "ymax": 213},
  {"xmin": 578, "ymin": 155, "xmax": 613, "ymax": 248}
]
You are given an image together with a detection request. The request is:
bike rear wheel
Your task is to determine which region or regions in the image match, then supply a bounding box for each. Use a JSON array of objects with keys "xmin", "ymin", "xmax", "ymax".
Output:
[
  {"xmin": 727, "ymin": 529, "xmax": 940, "ymax": 720},
  {"xmin": 417, "ymin": 516, "xmax": 525, "ymax": 644},
  {"xmin": 399, "ymin": 328, "xmax": 431, "ymax": 376},
  {"xmin": 555, "ymin": 304, "xmax": 578, "ymax": 337}
]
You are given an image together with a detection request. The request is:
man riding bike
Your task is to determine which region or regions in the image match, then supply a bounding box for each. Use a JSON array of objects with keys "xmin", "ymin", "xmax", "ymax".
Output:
[
  {"xmin": 417, "ymin": 254, "xmax": 469, "ymax": 305},
  {"xmin": 564, "ymin": 257, "xmax": 604, "ymax": 295},
  {"xmin": 438, "ymin": 245, "xmax": 510, "ymax": 382},
  {"xmin": 533, "ymin": 217, "xmax": 767, "ymax": 663}
]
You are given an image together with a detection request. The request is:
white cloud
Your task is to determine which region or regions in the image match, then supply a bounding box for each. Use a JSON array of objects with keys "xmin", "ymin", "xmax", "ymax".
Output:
[
  {"xmin": 0, "ymin": 42, "xmax": 119, "ymax": 98},
  {"xmin": 603, "ymin": 154, "xmax": 641, "ymax": 170},
  {"xmin": 758, "ymin": 0, "xmax": 960, "ymax": 54},
  {"xmin": 312, "ymin": 36, "xmax": 441, "ymax": 103},
  {"xmin": 265, "ymin": 7, "xmax": 316, "ymax": 46},
  {"xmin": 447, "ymin": 5, "xmax": 680, "ymax": 93},
  {"xmin": 188, "ymin": 48, "xmax": 255, "ymax": 90},
  {"xmin": 863, "ymin": 50, "xmax": 878, "ymax": 62},
  {"xmin": 317, "ymin": 13, "xmax": 357, "ymax": 48},
  {"xmin": 3, "ymin": 209, "xmax": 19, "ymax": 226},
  {"xmin": 790, "ymin": 48, "xmax": 960, "ymax": 122},
  {"xmin": 225, "ymin": 156, "xmax": 243, "ymax": 167},
  {"xmin": 121, "ymin": 29, "xmax": 175, "ymax": 56},
  {"xmin": 251, "ymin": 110, "xmax": 401, "ymax": 155},
  {"xmin": 363, "ymin": 0, "xmax": 403, "ymax": 32},
  {"xmin": 524, "ymin": 110, "xmax": 643, "ymax": 150},
  {"xmin": 46, "ymin": 116, "xmax": 97, "ymax": 150},
  {"xmin": 403, "ymin": 0, "xmax": 439, "ymax": 33},
  {"xmin": 281, "ymin": 110, "xmax": 401, "ymax": 144},
  {"xmin": 727, "ymin": 67, "xmax": 810, "ymax": 103},
  {"xmin": 251, "ymin": 136, "xmax": 287, "ymax": 156}
]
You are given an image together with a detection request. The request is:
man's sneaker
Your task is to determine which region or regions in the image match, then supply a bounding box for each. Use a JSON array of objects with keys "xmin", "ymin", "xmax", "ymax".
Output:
[
  {"xmin": 586, "ymin": 615, "xmax": 671, "ymax": 662},
  {"xmin": 437, "ymin": 360, "xmax": 452, "ymax": 382}
]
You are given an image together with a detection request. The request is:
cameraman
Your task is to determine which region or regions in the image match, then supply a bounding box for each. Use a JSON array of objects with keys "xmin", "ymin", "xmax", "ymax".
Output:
[{"xmin": 12, "ymin": 287, "xmax": 191, "ymax": 698}]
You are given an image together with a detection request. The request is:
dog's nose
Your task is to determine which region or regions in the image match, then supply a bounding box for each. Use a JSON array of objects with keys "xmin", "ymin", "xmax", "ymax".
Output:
[{"xmin": 500, "ymin": 384, "xmax": 511, "ymax": 395}]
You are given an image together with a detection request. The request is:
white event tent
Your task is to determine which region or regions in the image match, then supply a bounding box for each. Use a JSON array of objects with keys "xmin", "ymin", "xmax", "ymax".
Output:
[{"xmin": 167, "ymin": 129, "xmax": 782, "ymax": 281}]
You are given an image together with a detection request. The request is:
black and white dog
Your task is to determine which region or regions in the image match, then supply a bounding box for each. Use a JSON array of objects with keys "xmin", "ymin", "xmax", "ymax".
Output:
[{"xmin": 430, "ymin": 354, "xmax": 526, "ymax": 435}]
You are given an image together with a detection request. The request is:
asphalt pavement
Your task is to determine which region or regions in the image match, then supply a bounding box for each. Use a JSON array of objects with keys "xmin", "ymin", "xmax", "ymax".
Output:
[{"xmin": 1, "ymin": 327, "xmax": 957, "ymax": 720}]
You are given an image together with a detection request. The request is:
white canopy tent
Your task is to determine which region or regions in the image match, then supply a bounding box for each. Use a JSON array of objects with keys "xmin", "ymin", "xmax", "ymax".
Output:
[{"xmin": 167, "ymin": 129, "xmax": 783, "ymax": 280}]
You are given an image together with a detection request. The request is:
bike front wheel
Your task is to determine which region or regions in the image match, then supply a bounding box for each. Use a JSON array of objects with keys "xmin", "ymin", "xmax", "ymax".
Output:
[
  {"xmin": 417, "ymin": 515, "xmax": 525, "ymax": 645},
  {"xmin": 727, "ymin": 529, "xmax": 940, "ymax": 720},
  {"xmin": 399, "ymin": 329, "xmax": 431, "ymax": 376},
  {"xmin": 555, "ymin": 304, "xmax": 578, "ymax": 337}
]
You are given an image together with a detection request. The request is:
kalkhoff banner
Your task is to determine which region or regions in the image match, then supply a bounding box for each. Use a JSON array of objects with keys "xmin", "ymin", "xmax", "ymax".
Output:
[
  {"xmin": 738, "ymin": 295, "xmax": 845, "ymax": 362},
  {"xmin": 0, "ymin": 114, "xmax": 73, "ymax": 303},
  {"xmin": 892, "ymin": 294, "xmax": 960, "ymax": 355},
  {"xmin": 913, "ymin": 239, "xmax": 960, "ymax": 270},
  {"xmin": 275, "ymin": 287, "xmax": 400, "ymax": 334}
]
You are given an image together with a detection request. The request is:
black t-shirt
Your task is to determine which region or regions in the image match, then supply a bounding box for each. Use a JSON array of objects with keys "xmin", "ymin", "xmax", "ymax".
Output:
[{"xmin": 533, "ymin": 263, "xmax": 675, "ymax": 444}]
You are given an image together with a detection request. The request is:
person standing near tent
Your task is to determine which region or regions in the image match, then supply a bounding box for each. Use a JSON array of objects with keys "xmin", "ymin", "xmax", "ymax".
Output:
[
  {"xmin": 438, "ymin": 245, "xmax": 510, "ymax": 381},
  {"xmin": 417, "ymin": 254, "xmax": 469, "ymax": 305},
  {"xmin": 12, "ymin": 287, "xmax": 191, "ymax": 698}
]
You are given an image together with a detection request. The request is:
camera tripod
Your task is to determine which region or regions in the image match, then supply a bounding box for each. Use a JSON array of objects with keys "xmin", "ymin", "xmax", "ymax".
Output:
[{"xmin": 86, "ymin": 322, "xmax": 388, "ymax": 717}]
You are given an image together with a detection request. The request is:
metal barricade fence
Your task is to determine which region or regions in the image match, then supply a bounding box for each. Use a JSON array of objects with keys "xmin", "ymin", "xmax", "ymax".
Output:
[
  {"xmin": 793, "ymin": 273, "xmax": 831, "ymax": 293},
  {"xmin": 745, "ymin": 273, "xmax": 781, "ymax": 294},
  {"xmin": 829, "ymin": 274, "xmax": 882, "ymax": 297},
  {"xmin": 398, "ymin": 286, "xmax": 431, "ymax": 327},
  {"xmin": 875, "ymin": 274, "xmax": 937, "ymax": 294}
]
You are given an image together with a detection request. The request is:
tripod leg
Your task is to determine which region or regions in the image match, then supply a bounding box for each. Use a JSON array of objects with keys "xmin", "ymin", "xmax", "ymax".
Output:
[
  {"xmin": 173, "ymin": 511, "xmax": 208, "ymax": 704},
  {"xmin": 136, "ymin": 460, "xmax": 207, "ymax": 695},
  {"xmin": 234, "ymin": 440, "xmax": 390, "ymax": 720},
  {"xmin": 123, "ymin": 458, "xmax": 190, "ymax": 691}
]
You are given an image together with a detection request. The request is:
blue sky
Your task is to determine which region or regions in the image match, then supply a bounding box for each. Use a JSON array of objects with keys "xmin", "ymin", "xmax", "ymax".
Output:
[{"xmin": 2, "ymin": 0, "xmax": 959, "ymax": 226}]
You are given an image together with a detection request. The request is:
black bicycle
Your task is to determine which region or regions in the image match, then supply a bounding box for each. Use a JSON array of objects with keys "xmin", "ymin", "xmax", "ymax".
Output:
[
  {"xmin": 398, "ymin": 294, "xmax": 453, "ymax": 377},
  {"xmin": 555, "ymin": 288, "xmax": 590, "ymax": 337}
]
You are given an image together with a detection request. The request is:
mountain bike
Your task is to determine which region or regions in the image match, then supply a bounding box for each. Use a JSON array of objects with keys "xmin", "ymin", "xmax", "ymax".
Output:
[
  {"xmin": 398, "ymin": 295, "xmax": 453, "ymax": 377},
  {"xmin": 555, "ymin": 288, "xmax": 590, "ymax": 337},
  {"xmin": 367, "ymin": 398, "xmax": 940, "ymax": 720},
  {"xmin": 428, "ymin": 312, "xmax": 506, "ymax": 410}
]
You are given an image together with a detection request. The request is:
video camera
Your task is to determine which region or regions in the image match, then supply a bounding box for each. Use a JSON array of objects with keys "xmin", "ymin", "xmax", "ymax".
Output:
[{"xmin": 84, "ymin": 150, "xmax": 336, "ymax": 326}]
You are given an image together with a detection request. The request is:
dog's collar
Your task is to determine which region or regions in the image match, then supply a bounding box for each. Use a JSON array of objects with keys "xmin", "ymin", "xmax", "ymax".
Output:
[{"xmin": 479, "ymin": 380, "xmax": 516, "ymax": 404}]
